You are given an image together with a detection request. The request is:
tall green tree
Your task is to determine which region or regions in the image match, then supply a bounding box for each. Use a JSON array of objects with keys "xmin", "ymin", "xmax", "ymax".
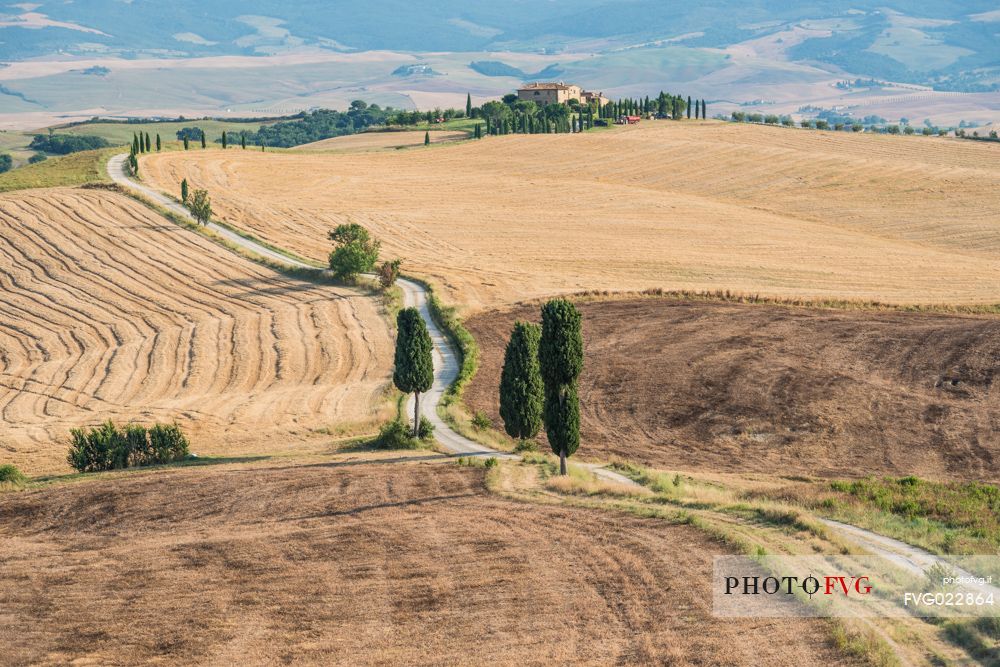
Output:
[
  {"xmin": 181, "ymin": 178, "xmax": 189, "ymax": 203},
  {"xmin": 702, "ymin": 99, "xmax": 707, "ymax": 119},
  {"xmin": 188, "ymin": 189, "xmax": 212, "ymax": 225},
  {"xmin": 466, "ymin": 92, "xmax": 472, "ymax": 118},
  {"xmin": 687, "ymin": 96, "xmax": 692, "ymax": 119},
  {"xmin": 183, "ymin": 136, "xmax": 190, "ymax": 150},
  {"xmin": 327, "ymin": 223, "xmax": 380, "ymax": 281},
  {"xmin": 241, "ymin": 133, "xmax": 247, "ymax": 149},
  {"xmin": 499, "ymin": 321, "xmax": 543, "ymax": 443},
  {"xmin": 132, "ymin": 133, "xmax": 140, "ymax": 155},
  {"xmin": 393, "ymin": 308, "xmax": 434, "ymax": 436},
  {"xmin": 156, "ymin": 134, "xmax": 162, "ymax": 151},
  {"xmin": 539, "ymin": 299, "xmax": 583, "ymax": 475},
  {"xmin": 200, "ymin": 131, "xmax": 207, "ymax": 149},
  {"xmin": 222, "ymin": 131, "xmax": 228, "ymax": 149},
  {"xmin": 144, "ymin": 132, "xmax": 151, "ymax": 152},
  {"xmin": 424, "ymin": 131, "xmax": 430, "ymax": 146}
]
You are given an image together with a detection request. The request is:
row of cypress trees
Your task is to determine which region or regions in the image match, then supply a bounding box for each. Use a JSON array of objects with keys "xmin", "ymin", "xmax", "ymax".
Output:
[
  {"xmin": 500, "ymin": 299, "xmax": 583, "ymax": 475},
  {"xmin": 391, "ymin": 298, "xmax": 584, "ymax": 476},
  {"xmin": 131, "ymin": 132, "xmax": 160, "ymax": 154}
]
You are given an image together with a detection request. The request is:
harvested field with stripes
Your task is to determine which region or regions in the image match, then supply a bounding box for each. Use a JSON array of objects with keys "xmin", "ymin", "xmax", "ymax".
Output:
[
  {"xmin": 140, "ymin": 121, "xmax": 1000, "ymax": 310},
  {"xmin": 0, "ymin": 188, "xmax": 393, "ymax": 474},
  {"xmin": 0, "ymin": 457, "xmax": 853, "ymax": 666}
]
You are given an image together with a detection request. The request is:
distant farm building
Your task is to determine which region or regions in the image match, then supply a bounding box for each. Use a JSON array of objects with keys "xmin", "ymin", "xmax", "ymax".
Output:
[{"xmin": 517, "ymin": 83, "xmax": 609, "ymax": 107}]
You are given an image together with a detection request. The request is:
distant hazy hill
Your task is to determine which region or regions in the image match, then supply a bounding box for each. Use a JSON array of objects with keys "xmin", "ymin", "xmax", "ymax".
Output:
[{"xmin": 1, "ymin": 0, "xmax": 997, "ymax": 89}]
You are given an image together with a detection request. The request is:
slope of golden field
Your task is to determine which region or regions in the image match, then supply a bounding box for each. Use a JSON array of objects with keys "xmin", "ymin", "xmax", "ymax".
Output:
[
  {"xmin": 0, "ymin": 188, "xmax": 393, "ymax": 474},
  {"xmin": 0, "ymin": 458, "xmax": 852, "ymax": 665},
  {"xmin": 294, "ymin": 130, "xmax": 467, "ymax": 151},
  {"xmin": 141, "ymin": 121, "xmax": 1000, "ymax": 310}
]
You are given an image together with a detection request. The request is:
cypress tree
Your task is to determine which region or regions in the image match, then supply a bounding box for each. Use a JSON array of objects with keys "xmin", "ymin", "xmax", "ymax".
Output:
[
  {"xmin": 222, "ymin": 131, "xmax": 227, "ymax": 149},
  {"xmin": 183, "ymin": 136, "xmax": 189, "ymax": 150},
  {"xmin": 393, "ymin": 308, "xmax": 434, "ymax": 437},
  {"xmin": 499, "ymin": 322, "xmax": 544, "ymax": 443},
  {"xmin": 687, "ymin": 96, "xmax": 692, "ymax": 119},
  {"xmin": 466, "ymin": 92, "xmax": 472, "ymax": 118},
  {"xmin": 702, "ymin": 99, "xmax": 707, "ymax": 119},
  {"xmin": 539, "ymin": 299, "xmax": 583, "ymax": 475},
  {"xmin": 181, "ymin": 178, "xmax": 189, "ymax": 203},
  {"xmin": 145, "ymin": 132, "xmax": 151, "ymax": 152},
  {"xmin": 241, "ymin": 133, "xmax": 246, "ymax": 149},
  {"xmin": 200, "ymin": 131, "xmax": 206, "ymax": 149},
  {"xmin": 424, "ymin": 130, "xmax": 430, "ymax": 146},
  {"xmin": 132, "ymin": 133, "xmax": 140, "ymax": 155},
  {"xmin": 156, "ymin": 134, "xmax": 161, "ymax": 151}
]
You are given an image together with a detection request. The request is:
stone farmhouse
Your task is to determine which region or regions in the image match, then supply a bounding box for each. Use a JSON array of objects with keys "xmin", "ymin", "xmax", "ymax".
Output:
[{"xmin": 517, "ymin": 82, "xmax": 610, "ymax": 107}]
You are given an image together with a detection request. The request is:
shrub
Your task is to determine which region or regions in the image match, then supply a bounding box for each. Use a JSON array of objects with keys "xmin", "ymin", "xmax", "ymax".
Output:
[
  {"xmin": 800, "ymin": 120, "xmax": 813, "ymax": 129},
  {"xmin": 418, "ymin": 416, "xmax": 435, "ymax": 440},
  {"xmin": 904, "ymin": 126, "xmax": 915, "ymax": 135},
  {"xmin": 148, "ymin": 423, "xmax": 190, "ymax": 463},
  {"xmin": 67, "ymin": 421, "xmax": 189, "ymax": 472},
  {"xmin": 471, "ymin": 410, "xmax": 493, "ymax": 430},
  {"xmin": 484, "ymin": 457, "xmax": 499, "ymax": 469},
  {"xmin": 376, "ymin": 258, "xmax": 402, "ymax": 289},
  {"xmin": 373, "ymin": 418, "xmax": 433, "ymax": 449},
  {"xmin": 852, "ymin": 124, "xmax": 863, "ymax": 132},
  {"xmin": 514, "ymin": 439, "xmax": 538, "ymax": 453},
  {"xmin": 0, "ymin": 464, "xmax": 26, "ymax": 484},
  {"xmin": 764, "ymin": 114, "xmax": 779, "ymax": 125},
  {"xmin": 0, "ymin": 154, "xmax": 11, "ymax": 174},
  {"xmin": 815, "ymin": 120, "xmax": 830, "ymax": 130},
  {"xmin": 781, "ymin": 117, "xmax": 795, "ymax": 127},
  {"xmin": 28, "ymin": 153, "xmax": 47, "ymax": 164},
  {"xmin": 835, "ymin": 123, "xmax": 845, "ymax": 131}
]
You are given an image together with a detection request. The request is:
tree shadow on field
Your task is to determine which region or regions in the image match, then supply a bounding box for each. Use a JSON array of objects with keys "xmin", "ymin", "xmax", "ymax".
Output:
[
  {"xmin": 211, "ymin": 276, "xmax": 351, "ymax": 301},
  {"xmin": 291, "ymin": 491, "xmax": 479, "ymax": 521}
]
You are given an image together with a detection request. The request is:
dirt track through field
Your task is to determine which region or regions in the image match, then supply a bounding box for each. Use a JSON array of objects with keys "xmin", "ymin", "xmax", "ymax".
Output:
[
  {"xmin": 0, "ymin": 188, "xmax": 393, "ymax": 473},
  {"xmin": 141, "ymin": 121, "xmax": 1000, "ymax": 309},
  {"xmin": 465, "ymin": 298, "xmax": 1000, "ymax": 481},
  {"xmin": 0, "ymin": 458, "xmax": 855, "ymax": 666}
]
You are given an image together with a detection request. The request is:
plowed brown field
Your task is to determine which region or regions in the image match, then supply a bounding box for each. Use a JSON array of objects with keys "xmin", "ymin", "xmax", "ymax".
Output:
[
  {"xmin": 295, "ymin": 130, "xmax": 467, "ymax": 151},
  {"xmin": 0, "ymin": 188, "xmax": 393, "ymax": 474},
  {"xmin": 142, "ymin": 121, "xmax": 1000, "ymax": 310},
  {"xmin": 0, "ymin": 457, "xmax": 854, "ymax": 666},
  {"xmin": 465, "ymin": 298, "xmax": 1000, "ymax": 481}
]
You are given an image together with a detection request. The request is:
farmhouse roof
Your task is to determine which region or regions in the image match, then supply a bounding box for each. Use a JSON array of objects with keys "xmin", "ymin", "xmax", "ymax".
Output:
[{"xmin": 518, "ymin": 82, "xmax": 574, "ymax": 90}]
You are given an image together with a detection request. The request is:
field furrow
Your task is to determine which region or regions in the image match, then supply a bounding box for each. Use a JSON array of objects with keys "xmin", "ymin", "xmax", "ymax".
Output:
[{"xmin": 0, "ymin": 188, "xmax": 393, "ymax": 473}]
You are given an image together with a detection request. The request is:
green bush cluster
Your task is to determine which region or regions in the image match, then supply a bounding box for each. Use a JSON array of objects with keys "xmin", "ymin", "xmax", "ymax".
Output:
[
  {"xmin": 67, "ymin": 421, "xmax": 190, "ymax": 472},
  {"xmin": 0, "ymin": 463, "xmax": 26, "ymax": 484},
  {"xmin": 373, "ymin": 417, "xmax": 434, "ymax": 450}
]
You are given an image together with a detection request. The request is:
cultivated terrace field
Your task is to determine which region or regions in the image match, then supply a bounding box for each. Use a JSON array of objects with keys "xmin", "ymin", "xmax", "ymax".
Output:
[
  {"xmin": 140, "ymin": 121, "xmax": 1000, "ymax": 309},
  {"xmin": 465, "ymin": 297, "xmax": 1000, "ymax": 481},
  {"xmin": 0, "ymin": 456, "xmax": 853, "ymax": 666},
  {"xmin": 0, "ymin": 187, "xmax": 393, "ymax": 474}
]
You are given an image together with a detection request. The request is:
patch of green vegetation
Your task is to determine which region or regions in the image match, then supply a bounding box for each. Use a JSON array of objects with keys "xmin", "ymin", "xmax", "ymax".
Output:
[
  {"xmin": 372, "ymin": 418, "xmax": 435, "ymax": 450},
  {"xmin": 0, "ymin": 463, "xmax": 26, "ymax": 487},
  {"xmin": 0, "ymin": 147, "xmax": 117, "ymax": 192},
  {"xmin": 758, "ymin": 474, "xmax": 1000, "ymax": 560},
  {"xmin": 456, "ymin": 456, "xmax": 499, "ymax": 469},
  {"xmin": 57, "ymin": 119, "xmax": 277, "ymax": 147}
]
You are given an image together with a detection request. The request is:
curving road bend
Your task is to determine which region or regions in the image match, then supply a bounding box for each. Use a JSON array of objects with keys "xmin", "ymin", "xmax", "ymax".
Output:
[
  {"xmin": 108, "ymin": 153, "xmax": 505, "ymax": 459},
  {"xmin": 108, "ymin": 153, "xmax": 971, "ymax": 570}
]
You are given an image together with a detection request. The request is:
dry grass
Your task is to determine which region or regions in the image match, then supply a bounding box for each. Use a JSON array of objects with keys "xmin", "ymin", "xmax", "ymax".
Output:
[
  {"xmin": 465, "ymin": 298, "xmax": 1000, "ymax": 481},
  {"xmin": 140, "ymin": 121, "xmax": 1000, "ymax": 310},
  {"xmin": 0, "ymin": 456, "xmax": 854, "ymax": 666},
  {"xmin": 0, "ymin": 188, "xmax": 393, "ymax": 474},
  {"xmin": 295, "ymin": 130, "xmax": 468, "ymax": 151}
]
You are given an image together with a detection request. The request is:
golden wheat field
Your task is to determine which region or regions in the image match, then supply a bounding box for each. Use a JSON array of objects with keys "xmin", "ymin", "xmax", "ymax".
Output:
[
  {"xmin": 294, "ymin": 130, "xmax": 468, "ymax": 151},
  {"xmin": 141, "ymin": 121, "xmax": 1000, "ymax": 310},
  {"xmin": 0, "ymin": 188, "xmax": 393, "ymax": 474}
]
